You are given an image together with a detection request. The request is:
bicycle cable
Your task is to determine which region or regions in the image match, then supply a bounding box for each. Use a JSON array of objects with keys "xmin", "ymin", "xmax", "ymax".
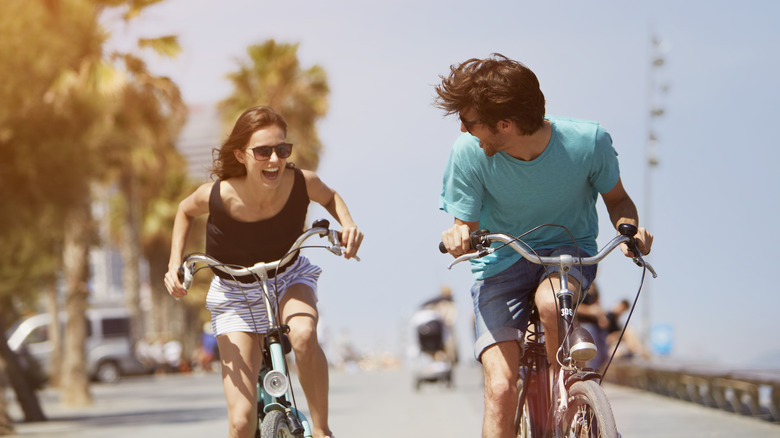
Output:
[
  {"xmin": 269, "ymin": 242, "xmax": 335, "ymax": 422},
  {"xmin": 489, "ymin": 224, "xmax": 586, "ymax": 368},
  {"xmin": 599, "ymin": 258, "xmax": 649, "ymax": 382}
]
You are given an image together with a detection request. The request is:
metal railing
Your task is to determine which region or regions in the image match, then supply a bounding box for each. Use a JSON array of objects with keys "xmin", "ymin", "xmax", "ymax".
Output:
[{"xmin": 605, "ymin": 361, "xmax": 780, "ymax": 423}]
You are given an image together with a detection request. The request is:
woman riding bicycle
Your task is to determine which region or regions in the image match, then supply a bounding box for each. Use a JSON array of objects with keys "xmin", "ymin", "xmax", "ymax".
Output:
[
  {"xmin": 435, "ymin": 54, "xmax": 652, "ymax": 438},
  {"xmin": 164, "ymin": 105, "xmax": 362, "ymax": 438}
]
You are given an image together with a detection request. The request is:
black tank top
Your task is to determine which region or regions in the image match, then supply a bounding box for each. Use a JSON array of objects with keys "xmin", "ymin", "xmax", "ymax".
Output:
[{"xmin": 206, "ymin": 167, "xmax": 309, "ymax": 281}]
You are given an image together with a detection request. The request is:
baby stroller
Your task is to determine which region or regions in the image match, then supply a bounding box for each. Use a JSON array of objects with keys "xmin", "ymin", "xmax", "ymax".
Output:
[{"xmin": 409, "ymin": 308, "xmax": 453, "ymax": 390}]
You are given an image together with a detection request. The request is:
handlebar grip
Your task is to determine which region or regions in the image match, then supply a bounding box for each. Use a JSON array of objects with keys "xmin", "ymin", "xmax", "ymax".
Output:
[
  {"xmin": 177, "ymin": 263, "xmax": 193, "ymax": 290},
  {"xmin": 617, "ymin": 223, "xmax": 640, "ymax": 256},
  {"xmin": 617, "ymin": 223, "xmax": 638, "ymax": 237},
  {"xmin": 440, "ymin": 229, "xmax": 491, "ymax": 254},
  {"xmin": 312, "ymin": 218, "xmax": 330, "ymax": 229}
]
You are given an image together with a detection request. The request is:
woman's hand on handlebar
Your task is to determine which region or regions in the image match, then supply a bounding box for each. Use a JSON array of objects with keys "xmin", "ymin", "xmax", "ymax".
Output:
[
  {"xmin": 441, "ymin": 222, "xmax": 476, "ymax": 257},
  {"xmin": 339, "ymin": 224, "xmax": 363, "ymax": 260},
  {"xmin": 164, "ymin": 265, "xmax": 188, "ymax": 299}
]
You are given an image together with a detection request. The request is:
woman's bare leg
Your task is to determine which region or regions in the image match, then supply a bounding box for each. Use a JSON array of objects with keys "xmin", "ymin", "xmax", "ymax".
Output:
[
  {"xmin": 281, "ymin": 283, "xmax": 332, "ymax": 438},
  {"xmin": 218, "ymin": 332, "xmax": 263, "ymax": 438}
]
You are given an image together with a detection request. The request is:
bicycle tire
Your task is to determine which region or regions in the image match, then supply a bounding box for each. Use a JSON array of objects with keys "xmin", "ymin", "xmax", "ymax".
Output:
[
  {"xmin": 260, "ymin": 410, "xmax": 299, "ymax": 438},
  {"xmin": 561, "ymin": 380, "xmax": 618, "ymax": 438}
]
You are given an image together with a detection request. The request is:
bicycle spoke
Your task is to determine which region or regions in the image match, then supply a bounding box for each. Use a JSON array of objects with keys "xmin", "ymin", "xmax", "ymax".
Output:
[{"xmin": 562, "ymin": 381, "xmax": 618, "ymax": 438}]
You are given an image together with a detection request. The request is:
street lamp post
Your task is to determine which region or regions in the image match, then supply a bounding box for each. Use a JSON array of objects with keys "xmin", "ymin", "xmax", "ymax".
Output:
[{"xmin": 643, "ymin": 30, "xmax": 669, "ymax": 354}]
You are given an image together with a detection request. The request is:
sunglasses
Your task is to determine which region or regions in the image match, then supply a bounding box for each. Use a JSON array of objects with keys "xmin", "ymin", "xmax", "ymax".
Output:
[
  {"xmin": 459, "ymin": 115, "xmax": 481, "ymax": 133},
  {"xmin": 249, "ymin": 142, "xmax": 293, "ymax": 160}
]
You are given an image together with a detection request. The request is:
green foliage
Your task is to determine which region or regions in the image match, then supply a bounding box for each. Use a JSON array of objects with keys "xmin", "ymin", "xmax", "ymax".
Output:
[
  {"xmin": 138, "ymin": 35, "xmax": 182, "ymax": 58},
  {"xmin": 0, "ymin": 0, "xmax": 108, "ymax": 304},
  {"xmin": 0, "ymin": 0, "xmax": 188, "ymax": 312},
  {"xmin": 219, "ymin": 40, "xmax": 330, "ymax": 171}
]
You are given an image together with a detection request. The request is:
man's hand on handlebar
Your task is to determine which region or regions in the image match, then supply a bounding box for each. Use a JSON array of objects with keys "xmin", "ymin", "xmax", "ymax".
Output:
[
  {"xmin": 440, "ymin": 222, "xmax": 475, "ymax": 257},
  {"xmin": 621, "ymin": 225, "xmax": 653, "ymax": 258}
]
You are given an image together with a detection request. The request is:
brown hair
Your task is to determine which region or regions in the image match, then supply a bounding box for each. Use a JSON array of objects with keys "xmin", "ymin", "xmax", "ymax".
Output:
[
  {"xmin": 434, "ymin": 53, "xmax": 546, "ymax": 135},
  {"xmin": 211, "ymin": 106, "xmax": 289, "ymax": 179}
]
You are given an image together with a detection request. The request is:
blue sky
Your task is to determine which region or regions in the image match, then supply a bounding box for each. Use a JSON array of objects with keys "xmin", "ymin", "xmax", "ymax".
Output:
[{"xmin": 112, "ymin": 0, "xmax": 780, "ymax": 368}]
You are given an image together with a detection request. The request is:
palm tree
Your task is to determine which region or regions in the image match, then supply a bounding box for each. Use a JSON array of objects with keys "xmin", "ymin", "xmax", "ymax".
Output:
[
  {"xmin": 0, "ymin": 0, "xmax": 185, "ymax": 408},
  {"xmin": 103, "ymin": 51, "xmax": 187, "ymax": 346},
  {"xmin": 219, "ymin": 40, "xmax": 330, "ymax": 171},
  {"xmin": 0, "ymin": 0, "xmax": 116, "ymax": 409}
]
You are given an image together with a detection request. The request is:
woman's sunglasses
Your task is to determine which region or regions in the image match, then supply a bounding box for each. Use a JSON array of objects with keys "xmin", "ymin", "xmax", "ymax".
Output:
[{"xmin": 249, "ymin": 142, "xmax": 293, "ymax": 160}]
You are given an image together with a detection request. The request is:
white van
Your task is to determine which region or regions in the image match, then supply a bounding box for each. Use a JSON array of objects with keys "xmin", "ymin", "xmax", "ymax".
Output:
[{"xmin": 7, "ymin": 307, "xmax": 149, "ymax": 384}]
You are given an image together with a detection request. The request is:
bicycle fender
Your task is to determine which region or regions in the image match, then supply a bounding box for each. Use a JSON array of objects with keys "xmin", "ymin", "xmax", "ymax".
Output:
[
  {"xmin": 565, "ymin": 370, "xmax": 602, "ymax": 388},
  {"xmin": 263, "ymin": 401, "xmax": 287, "ymax": 414}
]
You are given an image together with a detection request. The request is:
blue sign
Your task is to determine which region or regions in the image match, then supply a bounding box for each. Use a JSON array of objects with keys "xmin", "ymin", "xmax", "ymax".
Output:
[{"xmin": 650, "ymin": 324, "xmax": 673, "ymax": 356}]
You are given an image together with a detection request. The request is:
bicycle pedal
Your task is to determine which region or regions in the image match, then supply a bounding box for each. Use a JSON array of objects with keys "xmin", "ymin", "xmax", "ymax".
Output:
[{"xmin": 569, "ymin": 327, "xmax": 597, "ymax": 362}]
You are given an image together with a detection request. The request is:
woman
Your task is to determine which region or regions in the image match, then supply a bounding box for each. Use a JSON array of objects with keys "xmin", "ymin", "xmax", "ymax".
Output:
[{"xmin": 164, "ymin": 106, "xmax": 362, "ymax": 438}]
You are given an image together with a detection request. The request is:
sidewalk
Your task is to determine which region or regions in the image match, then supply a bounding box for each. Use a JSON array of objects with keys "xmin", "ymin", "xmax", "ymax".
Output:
[
  {"xmin": 8, "ymin": 372, "xmax": 229, "ymax": 437},
  {"xmin": 7, "ymin": 367, "xmax": 485, "ymax": 438}
]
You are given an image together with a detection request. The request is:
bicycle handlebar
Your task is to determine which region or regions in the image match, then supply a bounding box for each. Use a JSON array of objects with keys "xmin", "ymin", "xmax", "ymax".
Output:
[
  {"xmin": 441, "ymin": 223, "xmax": 656, "ymax": 277},
  {"xmin": 177, "ymin": 219, "xmax": 357, "ymax": 289}
]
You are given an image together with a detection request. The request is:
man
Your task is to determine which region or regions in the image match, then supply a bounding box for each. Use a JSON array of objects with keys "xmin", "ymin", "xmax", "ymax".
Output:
[{"xmin": 436, "ymin": 54, "xmax": 653, "ymax": 438}]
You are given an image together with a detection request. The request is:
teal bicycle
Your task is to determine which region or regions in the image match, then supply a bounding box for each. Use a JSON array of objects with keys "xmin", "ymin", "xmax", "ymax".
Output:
[{"xmin": 178, "ymin": 219, "xmax": 355, "ymax": 438}]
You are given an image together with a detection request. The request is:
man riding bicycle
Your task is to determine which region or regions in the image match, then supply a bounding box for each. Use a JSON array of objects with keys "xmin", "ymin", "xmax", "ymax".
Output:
[{"xmin": 435, "ymin": 54, "xmax": 653, "ymax": 438}]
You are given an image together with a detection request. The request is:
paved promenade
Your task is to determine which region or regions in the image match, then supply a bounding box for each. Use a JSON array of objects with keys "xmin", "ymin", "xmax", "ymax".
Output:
[{"xmin": 7, "ymin": 366, "xmax": 780, "ymax": 437}]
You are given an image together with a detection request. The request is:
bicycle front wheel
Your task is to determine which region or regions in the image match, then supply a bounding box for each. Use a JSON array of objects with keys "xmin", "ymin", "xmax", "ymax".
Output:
[
  {"xmin": 260, "ymin": 410, "xmax": 298, "ymax": 438},
  {"xmin": 561, "ymin": 380, "xmax": 618, "ymax": 438}
]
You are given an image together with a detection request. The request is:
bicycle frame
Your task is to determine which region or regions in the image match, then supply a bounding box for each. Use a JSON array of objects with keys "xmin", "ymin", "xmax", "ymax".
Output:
[
  {"xmin": 516, "ymin": 307, "xmax": 552, "ymax": 436},
  {"xmin": 179, "ymin": 220, "xmax": 353, "ymax": 438}
]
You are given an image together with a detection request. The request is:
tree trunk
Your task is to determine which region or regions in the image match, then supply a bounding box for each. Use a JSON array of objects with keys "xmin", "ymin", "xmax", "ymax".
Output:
[
  {"xmin": 60, "ymin": 201, "xmax": 93, "ymax": 406},
  {"xmin": 146, "ymin": 241, "xmax": 170, "ymax": 337},
  {"xmin": 0, "ymin": 312, "xmax": 46, "ymax": 423},
  {"xmin": 0, "ymin": 361, "xmax": 14, "ymax": 435},
  {"xmin": 44, "ymin": 280, "xmax": 62, "ymax": 388},
  {"xmin": 121, "ymin": 172, "xmax": 144, "ymax": 345}
]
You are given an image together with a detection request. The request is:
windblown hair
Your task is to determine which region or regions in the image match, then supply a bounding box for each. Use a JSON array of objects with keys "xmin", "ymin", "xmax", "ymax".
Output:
[
  {"xmin": 211, "ymin": 106, "xmax": 289, "ymax": 180},
  {"xmin": 434, "ymin": 53, "xmax": 546, "ymax": 135}
]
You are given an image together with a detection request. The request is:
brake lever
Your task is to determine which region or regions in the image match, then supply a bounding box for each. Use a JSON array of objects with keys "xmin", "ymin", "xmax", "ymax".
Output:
[
  {"xmin": 630, "ymin": 249, "xmax": 658, "ymax": 279},
  {"xmin": 327, "ymin": 229, "xmax": 360, "ymax": 262},
  {"xmin": 633, "ymin": 256, "xmax": 658, "ymax": 278},
  {"xmin": 447, "ymin": 248, "xmax": 493, "ymax": 269}
]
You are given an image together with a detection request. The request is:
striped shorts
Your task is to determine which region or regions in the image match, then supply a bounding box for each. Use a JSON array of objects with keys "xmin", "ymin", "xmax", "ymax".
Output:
[{"xmin": 205, "ymin": 256, "xmax": 322, "ymax": 336}]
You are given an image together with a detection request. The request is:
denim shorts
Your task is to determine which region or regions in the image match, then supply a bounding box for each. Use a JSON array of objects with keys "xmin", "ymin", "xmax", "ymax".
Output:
[{"xmin": 470, "ymin": 246, "xmax": 597, "ymax": 361}]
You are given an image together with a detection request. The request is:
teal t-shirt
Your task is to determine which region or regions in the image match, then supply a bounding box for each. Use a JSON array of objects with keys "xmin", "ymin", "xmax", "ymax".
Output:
[{"xmin": 439, "ymin": 116, "xmax": 620, "ymax": 280}]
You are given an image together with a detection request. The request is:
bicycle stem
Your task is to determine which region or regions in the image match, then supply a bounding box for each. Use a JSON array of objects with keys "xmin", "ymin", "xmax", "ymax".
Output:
[{"xmin": 552, "ymin": 255, "xmax": 576, "ymax": 366}]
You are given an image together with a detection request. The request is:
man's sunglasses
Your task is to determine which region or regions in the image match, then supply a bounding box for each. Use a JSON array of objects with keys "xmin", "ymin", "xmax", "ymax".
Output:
[
  {"xmin": 249, "ymin": 142, "xmax": 293, "ymax": 160},
  {"xmin": 459, "ymin": 115, "xmax": 481, "ymax": 133}
]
